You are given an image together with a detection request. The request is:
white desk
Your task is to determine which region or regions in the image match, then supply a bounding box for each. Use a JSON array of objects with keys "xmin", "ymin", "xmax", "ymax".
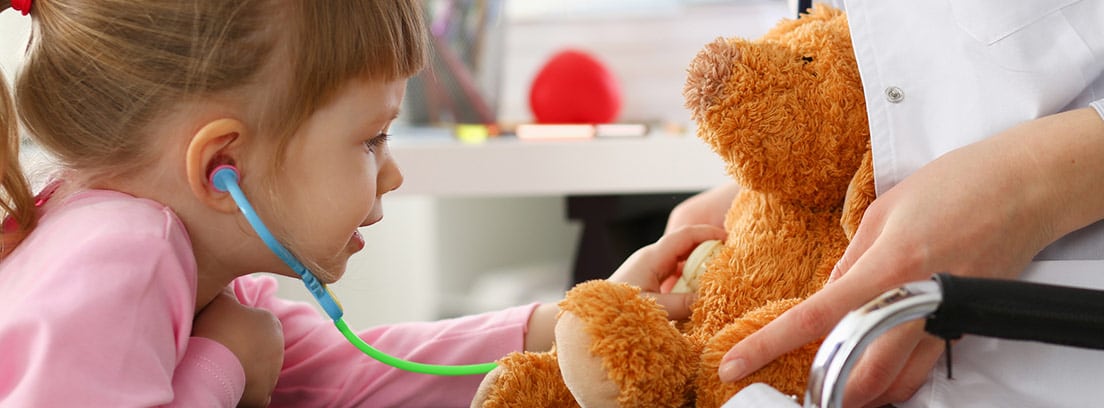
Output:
[{"xmin": 389, "ymin": 128, "xmax": 731, "ymax": 197}]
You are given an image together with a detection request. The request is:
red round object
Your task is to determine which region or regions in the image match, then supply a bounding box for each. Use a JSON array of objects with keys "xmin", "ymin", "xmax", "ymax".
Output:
[
  {"xmin": 529, "ymin": 49, "xmax": 621, "ymax": 124},
  {"xmin": 11, "ymin": 0, "xmax": 32, "ymax": 15}
]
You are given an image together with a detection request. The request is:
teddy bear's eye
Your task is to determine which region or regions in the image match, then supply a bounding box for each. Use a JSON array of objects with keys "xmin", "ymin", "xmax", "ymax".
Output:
[{"xmin": 802, "ymin": 56, "xmax": 814, "ymax": 63}]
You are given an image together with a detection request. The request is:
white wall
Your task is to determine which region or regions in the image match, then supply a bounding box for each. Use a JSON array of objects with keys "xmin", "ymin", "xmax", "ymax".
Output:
[{"xmin": 0, "ymin": 10, "xmax": 30, "ymax": 84}]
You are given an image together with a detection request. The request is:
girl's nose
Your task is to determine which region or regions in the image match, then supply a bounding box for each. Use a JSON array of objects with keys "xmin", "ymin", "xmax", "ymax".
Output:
[{"xmin": 379, "ymin": 156, "xmax": 404, "ymax": 194}]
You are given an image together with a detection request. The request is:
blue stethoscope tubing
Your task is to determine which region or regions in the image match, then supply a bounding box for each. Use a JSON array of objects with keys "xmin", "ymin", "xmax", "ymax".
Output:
[{"xmin": 209, "ymin": 165, "xmax": 497, "ymax": 375}]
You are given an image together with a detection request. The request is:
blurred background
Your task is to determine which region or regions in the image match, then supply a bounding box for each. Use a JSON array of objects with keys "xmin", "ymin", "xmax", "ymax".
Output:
[
  {"xmin": 1, "ymin": 0, "xmax": 793, "ymax": 328},
  {"xmin": 326, "ymin": 0, "xmax": 792, "ymax": 328},
  {"xmin": 403, "ymin": 0, "xmax": 791, "ymax": 128}
]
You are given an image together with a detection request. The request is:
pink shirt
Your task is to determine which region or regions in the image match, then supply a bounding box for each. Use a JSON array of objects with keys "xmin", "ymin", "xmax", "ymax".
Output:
[{"xmin": 0, "ymin": 189, "xmax": 537, "ymax": 407}]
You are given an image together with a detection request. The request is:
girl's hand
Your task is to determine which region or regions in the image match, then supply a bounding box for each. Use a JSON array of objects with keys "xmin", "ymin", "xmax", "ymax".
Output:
[
  {"xmin": 193, "ymin": 289, "xmax": 285, "ymax": 408},
  {"xmin": 718, "ymin": 108, "xmax": 1104, "ymax": 406},
  {"xmin": 609, "ymin": 224, "xmax": 727, "ymax": 320},
  {"xmin": 662, "ymin": 183, "xmax": 739, "ymax": 292}
]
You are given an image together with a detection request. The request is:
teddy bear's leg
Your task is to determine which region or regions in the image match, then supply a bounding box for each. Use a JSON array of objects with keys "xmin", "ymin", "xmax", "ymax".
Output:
[
  {"xmin": 557, "ymin": 280, "xmax": 699, "ymax": 407},
  {"xmin": 556, "ymin": 312, "xmax": 626, "ymax": 407},
  {"xmin": 471, "ymin": 350, "xmax": 579, "ymax": 408},
  {"xmin": 695, "ymin": 298, "xmax": 821, "ymax": 408}
]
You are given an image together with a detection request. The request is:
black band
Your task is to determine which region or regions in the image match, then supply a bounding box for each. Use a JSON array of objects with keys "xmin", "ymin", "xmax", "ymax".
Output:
[{"xmin": 797, "ymin": 0, "xmax": 813, "ymax": 17}]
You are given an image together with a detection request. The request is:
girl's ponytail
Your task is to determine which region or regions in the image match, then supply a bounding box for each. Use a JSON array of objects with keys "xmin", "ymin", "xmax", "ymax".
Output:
[
  {"xmin": 2, "ymin": 0, "xmax": 39, "ymax": 258},
  {"xmin": 0, "ymin": 72, "xmax": 35, "ymax": 259}
]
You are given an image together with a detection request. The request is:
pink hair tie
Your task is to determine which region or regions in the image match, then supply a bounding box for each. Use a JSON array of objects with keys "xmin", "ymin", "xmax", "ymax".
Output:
[{"xmin": 11, "ymin": 0, "xmax": 32, "ymax": 15}]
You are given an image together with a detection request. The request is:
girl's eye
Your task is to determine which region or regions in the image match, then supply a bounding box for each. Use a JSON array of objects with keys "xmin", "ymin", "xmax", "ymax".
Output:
[{"xmin": 364, "ymin": 133, "xmax": 391, "ymax": 153}]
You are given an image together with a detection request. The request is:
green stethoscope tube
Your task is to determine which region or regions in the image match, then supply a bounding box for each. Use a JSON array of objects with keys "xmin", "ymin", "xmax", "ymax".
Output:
[{"xmin": 334, "ymin": 318, "xmax": 498, "ymax": 375}]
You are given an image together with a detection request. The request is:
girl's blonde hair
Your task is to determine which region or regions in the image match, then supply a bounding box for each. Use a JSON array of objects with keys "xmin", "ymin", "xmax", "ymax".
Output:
[{"xmin": 0, "ymin": 0, "xmax": 427, "ymax": 258}]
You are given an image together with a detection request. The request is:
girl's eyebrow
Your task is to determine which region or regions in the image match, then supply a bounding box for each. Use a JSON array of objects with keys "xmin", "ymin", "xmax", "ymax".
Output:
[{"xmin": 364, "ymin": 109, "xmax": 400, "ymax": 130}]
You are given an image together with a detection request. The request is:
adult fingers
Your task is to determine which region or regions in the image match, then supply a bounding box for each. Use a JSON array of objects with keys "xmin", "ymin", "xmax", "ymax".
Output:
[
  {"xmin": 718, "ymin": 274, "xmax": 877, "ymax": 382},
  {"xmin": 718, "ymin": 242, "xmax": 908, "ymax": 383},
  {"xmin": 829, "ymin": 242, "xmax": 861, "ymax": 283},
  {"xmin": 863, "ymin": 337, "xmax": 945, "ymax": 407},
  {"xmin": 829, "ymin": 207, "xmax": 884, "ymax": 283},
  {"xmin": 841, "ymin": 321, "xmax": 924, "ymax": 407}
]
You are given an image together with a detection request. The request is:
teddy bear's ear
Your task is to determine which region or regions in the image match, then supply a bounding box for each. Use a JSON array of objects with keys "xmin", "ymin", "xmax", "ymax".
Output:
[
  {"xmin": 683, "ymin": 37, "xmax": 741, "ymax": 124},
  {"xmin": 841, "ymin": 146, "xmax": 875, "ymax": 240},
  {"xmin": 761, "ymin": 2, "xmax": 846, "ymax": 43},
  {"xmin": 803, "ymin": 2, "xmax": 846, "ymax": 21}
]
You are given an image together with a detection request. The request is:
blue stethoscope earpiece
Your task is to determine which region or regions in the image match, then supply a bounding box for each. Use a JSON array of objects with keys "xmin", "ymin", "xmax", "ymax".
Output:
[
  {"xmin": 208, "ymin": 164, "xmax": 496, "ymax": 375},
  {"xmin": 209, "ymin": 164, "xmax": 239, "ymax": 194}
]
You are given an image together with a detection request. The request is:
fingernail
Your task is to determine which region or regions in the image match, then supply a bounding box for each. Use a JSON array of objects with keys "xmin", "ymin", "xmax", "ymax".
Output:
[{"xmin": 718, "ymin": 357, "xmax": 747, "ymax": 382}]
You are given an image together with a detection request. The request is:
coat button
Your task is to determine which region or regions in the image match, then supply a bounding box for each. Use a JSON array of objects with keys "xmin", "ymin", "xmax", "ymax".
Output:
[{"xmin": 885, "ymin": 86, "xmax": 905, "ymax": 103}]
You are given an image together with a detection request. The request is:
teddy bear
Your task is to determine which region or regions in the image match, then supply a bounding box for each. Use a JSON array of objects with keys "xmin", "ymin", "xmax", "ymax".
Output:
[{"xmin": 472, "ymin": 4, "xmax": 874, "ymax": 406}]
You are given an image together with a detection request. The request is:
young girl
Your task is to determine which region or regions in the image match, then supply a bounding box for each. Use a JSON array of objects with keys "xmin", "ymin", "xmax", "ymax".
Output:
[{"xmin": 0, "ymin": 1, "xmax": 725, "ymax": 406}]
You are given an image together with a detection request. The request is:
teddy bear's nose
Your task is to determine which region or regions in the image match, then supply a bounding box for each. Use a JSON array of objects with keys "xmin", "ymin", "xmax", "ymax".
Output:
[{"xmin": 683, "ymin": 37, "xmax": 740, "ymax": 122}]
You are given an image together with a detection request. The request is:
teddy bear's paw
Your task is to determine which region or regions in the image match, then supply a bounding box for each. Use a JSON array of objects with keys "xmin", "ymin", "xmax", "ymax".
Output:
[
  {"xmin": 694, "ymin": 298, "xmax": 820, "ymax": 408},
  {"xmin": 842, "ymin": 148, "xmax": 875, "ymax": 240},
  {"xmin": 471, "ymin": 351, "xmax": 578, "ymax": 408},
  {"xmin": 557, "ymin": 281, "xmax": 699, "ymax": 407}
]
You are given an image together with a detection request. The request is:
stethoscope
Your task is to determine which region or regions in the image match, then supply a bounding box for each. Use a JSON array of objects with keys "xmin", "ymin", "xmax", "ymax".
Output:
[{"xmin": 209, "ymin": 165, "xmax": 497, "ymax": 376}]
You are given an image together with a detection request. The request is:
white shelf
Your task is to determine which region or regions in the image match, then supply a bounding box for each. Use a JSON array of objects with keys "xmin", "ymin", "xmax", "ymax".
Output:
[{"xmin": 390, "ymin": 128, "xmax": 730, "ymax": 197}]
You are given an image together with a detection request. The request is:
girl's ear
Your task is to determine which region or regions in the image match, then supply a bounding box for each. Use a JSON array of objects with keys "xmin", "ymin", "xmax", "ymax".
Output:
[{"xmin": 186, "ymin": 118, "xmax": 246, "ymax": 212}]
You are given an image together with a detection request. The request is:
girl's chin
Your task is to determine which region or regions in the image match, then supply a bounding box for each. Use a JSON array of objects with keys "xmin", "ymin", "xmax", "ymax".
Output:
[
  {"xmin": 322, "ymin": 271, "xmax": 345, "ymax": 284},
  {"xmin": 312, "ymin": 264, "xmax": 346, "ymax": 284},
  {"xmin": 273, "ymin": 259, "xmax": 345, "ymax": 284},
  {"xmin": 273, "ymin": 245, "xmax": 354, "ymax": 284}
]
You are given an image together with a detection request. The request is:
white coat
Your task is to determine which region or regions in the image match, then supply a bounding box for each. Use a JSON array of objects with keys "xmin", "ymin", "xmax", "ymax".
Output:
[{"xmin": 842, "ymin": 0, "xmax": 1104, "ymax": 406}]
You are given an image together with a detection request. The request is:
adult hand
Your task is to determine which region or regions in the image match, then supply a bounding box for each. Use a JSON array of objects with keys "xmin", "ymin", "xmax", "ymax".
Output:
[
  {"xmin": 608, "ymin": 224, "xmax": 727, "ymax": 320},
  {"xmin": 716, "ymin": 109, "xmax": 1104, "ymax": 407},
  {"xmin": 193, "ymin": 289, "xmax": 285, "ymax": 408}
]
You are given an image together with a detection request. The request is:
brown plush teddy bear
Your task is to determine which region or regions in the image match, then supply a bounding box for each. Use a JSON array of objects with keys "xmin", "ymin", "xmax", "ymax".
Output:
[{"xmin": 473, "ymin": 4, "xmax": 874, "ymax": 406}]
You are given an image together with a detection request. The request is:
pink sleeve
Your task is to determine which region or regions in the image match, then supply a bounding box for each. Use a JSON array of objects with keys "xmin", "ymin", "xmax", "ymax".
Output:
[
  {"xmin": 0, "ymin": 202, "xmax": 243, "ymax": 407},
  {"xmin": 232, "ymin": 275, "xmax": 539, "ymax": 408},
  {"xmin": 170, "ymin": 337, "xmax": 246, "ymax": 407}
]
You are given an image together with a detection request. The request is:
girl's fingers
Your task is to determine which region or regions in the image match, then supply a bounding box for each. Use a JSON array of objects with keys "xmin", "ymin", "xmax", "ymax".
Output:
[
  {"xmin": 621, "ymin": 225, "xmax": 723, "ymax": 319},
  {"xmin": 617, "ymin": 225, "xmax": 726, "ymax": 285},
  {"xmin": 653, "ymin": 225, "xmax": 727, "ymax": 273},
  {"xmin": 645, "ymin": 292, "xmax": 697, "ymax": 321}
]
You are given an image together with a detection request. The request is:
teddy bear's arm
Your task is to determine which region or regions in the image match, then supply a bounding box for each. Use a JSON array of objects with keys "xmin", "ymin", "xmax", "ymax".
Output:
[{"xmin": 842, "ymin": 147, "xmax": 875, "ymax": 241}]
